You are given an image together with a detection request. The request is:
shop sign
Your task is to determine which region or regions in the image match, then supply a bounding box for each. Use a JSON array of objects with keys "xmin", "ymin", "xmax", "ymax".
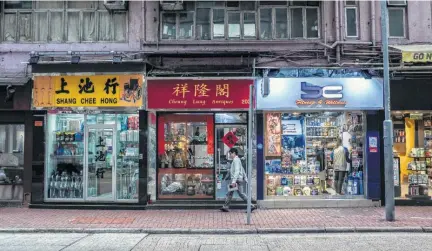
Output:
[
  {"xmin": 402, "ymin": 51, "xmax": 432, "ymax": 63},
  {"xmin": 147, "ymin": 79, "xmax": 252, "ymax": 109},
  {"xmin": 256, "ymin": 78, "xmax": 384, "ymax": 110},
  {"xmin": 32, "ymin": 75, "xmax": 143, "ymax": 108}
]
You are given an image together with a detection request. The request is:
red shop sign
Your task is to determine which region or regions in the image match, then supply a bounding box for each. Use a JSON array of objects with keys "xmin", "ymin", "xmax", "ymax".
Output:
[{"xmin": 147, "ymin": 79, "xmax": 252, "ymax": 109}]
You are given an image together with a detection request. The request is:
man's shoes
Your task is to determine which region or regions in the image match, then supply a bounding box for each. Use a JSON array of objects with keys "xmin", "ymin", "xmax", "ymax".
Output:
[{"xmin": 220, "ymin": 207, "xmax": 229, "ymax": 212}]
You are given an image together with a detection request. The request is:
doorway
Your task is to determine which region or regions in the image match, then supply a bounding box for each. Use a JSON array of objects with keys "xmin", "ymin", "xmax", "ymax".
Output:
[
  {"xmin": 85, "ymin": 125, "xmax": 116, "ymax": 201},
  {"xmin": 215, "ymin": 124, "xmax": 248, "ymax": 200}
]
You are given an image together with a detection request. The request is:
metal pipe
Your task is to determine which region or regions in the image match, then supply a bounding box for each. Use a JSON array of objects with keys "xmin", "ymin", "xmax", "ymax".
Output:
[
  {"xmin": 381, "ymin": 0, "xmax": 395, "ymax": 222},
  {"xmin": 371, "ymin": 0, "xmax": 376, "ymax": 47},
  {"xmin": 335, "ymin": 1, "xmax": 341, "ymax": 63},
  {"xmin": 323, "ymin": 1, "xmax": 327, "ymax": 57},
  {"xmin": 317, "ymin": 41, "xmax": 373, "ymax": 49},
  {"xmin": 246, "ymin": 84, "xmax": 254, "ymax": 225},
  {"xmin": 142, "ymin": 0, "xmax": 146, "ymax": 44}
]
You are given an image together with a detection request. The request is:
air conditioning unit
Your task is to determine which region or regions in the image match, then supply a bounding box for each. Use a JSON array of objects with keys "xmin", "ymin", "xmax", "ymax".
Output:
[
  {"xmin": 160, "ymin": 0, "xmax": 184, "ymax": 11},
  {"xmin": 103, "ymin": 0, "xmax": 128, "ymax": 11}
]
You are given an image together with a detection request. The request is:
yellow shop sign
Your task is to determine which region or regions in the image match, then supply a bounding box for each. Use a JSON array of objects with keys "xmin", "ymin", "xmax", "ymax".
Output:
[
  {"xmin": 33, "ymin": 75, "xmax": 143, "ymax": 108},
  {"xmin": 402, "ymin": 51, "xmax": 432, "ymax": 63}
]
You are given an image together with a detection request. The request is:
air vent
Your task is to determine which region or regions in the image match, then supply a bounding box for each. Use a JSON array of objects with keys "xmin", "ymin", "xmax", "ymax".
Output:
[
  {"xmin": 103, "ymin": 0, "xmax": 128, "ymax": 11},
  {"xmin": 160, "ymin": 0, "xmax": 184, "ymax": 11}
]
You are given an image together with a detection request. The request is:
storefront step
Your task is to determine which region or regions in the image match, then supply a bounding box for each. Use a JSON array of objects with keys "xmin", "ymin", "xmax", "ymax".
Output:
[
  {"xmin": 258, "ymin": 199, "xmax": 380, "ymax": 209},
  {"xmin": 28, "ymin": 203, "xmax": 147, "ymax": 210}
]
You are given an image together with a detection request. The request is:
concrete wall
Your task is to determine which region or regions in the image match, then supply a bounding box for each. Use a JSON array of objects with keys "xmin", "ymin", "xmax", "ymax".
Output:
[
  {"xmin": 2, "ymin": 1, "xmax": 432, "ymax": 77},
  {"xmin": 0, "ymin": 1, "xmax": 144, "ymax": 78}
]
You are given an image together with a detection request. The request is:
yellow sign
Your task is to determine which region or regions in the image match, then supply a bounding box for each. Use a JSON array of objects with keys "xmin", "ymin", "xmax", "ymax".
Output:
[
  {"xmin": 402, "ymin": 51, "xmax": 432, "ymax": 63},
  {"xmin": 33, "ymin": 75, "xmax": 143, "ymax": 108}
]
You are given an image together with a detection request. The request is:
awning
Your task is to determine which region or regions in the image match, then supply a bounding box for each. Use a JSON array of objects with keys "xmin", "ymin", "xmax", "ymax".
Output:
[
  {"xmin": 0, "ymin": 77, "xmax": 30, "ymax": 86},
  {"xmin": 390, "ymin": 44, "xmax": 432, "ymax": 63}
]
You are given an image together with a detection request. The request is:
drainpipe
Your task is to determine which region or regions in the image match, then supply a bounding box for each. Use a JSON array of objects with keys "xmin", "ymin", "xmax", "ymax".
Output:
[
  {"xmin": 371, "ymin": 0, "xmax": 376, "ymax": 47},
  {"xmin": 143, "ymin": 0, "xmax": 146, "ymax": 43},
  {"xmin": 335, "ymin": 0, "xmax": 341, "ymax": 64}
]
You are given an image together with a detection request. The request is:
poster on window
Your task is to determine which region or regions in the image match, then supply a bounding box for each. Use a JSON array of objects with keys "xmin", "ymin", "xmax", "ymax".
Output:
[
  {"xmin": 265, "ymin": 113, "xmax": 281, "ymax": 157},
  {"xmin": 282, "ymin": 119, "xmax": 302, "ymax": 135},
  {"xmin": 280, "ymin": 114, "xmax": 305, "ymax": 170}
]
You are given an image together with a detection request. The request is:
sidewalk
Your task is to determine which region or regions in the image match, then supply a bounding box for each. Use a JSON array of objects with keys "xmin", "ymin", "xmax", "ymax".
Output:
[{"xmin": 1, "ymin": 206, "xmax": 432, "ymax": 234}]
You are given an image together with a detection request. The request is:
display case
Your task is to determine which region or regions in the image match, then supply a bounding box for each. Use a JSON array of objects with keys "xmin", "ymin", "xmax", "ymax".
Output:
[
  {"xmin": 116, "ymin": 114, "xmax": 139, "ymax": 200},
  {"xmin": 0, "ymin": 124, "xmax": 24, "ymax": 201},
  {"xmin": 45, "ymin": 113, "xmax": 139, "ymax": 202},
  {"xmin": 157, "ymin": 114, "xmax": 215, "ymax": 199},
  {"xmin": 46, "ymin": 114, "xmax": 85, "ymax": 200},
  {"xmin": 264, "ymin": 112, "xmax": 365, "ymax": 198}
]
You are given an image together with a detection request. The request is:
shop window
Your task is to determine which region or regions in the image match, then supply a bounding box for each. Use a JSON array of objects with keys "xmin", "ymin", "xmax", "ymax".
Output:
[
  {"xmin": 392, "ymin": 112, "xmax": 432, "ymax": 200},
  {"xmin": 0, "ymin": 124, "xmax": 24, "ymax": 201},
  {"xmin": 1, "ymin": 1, "xmax": 128, "ymax": 43},
  {"xmin": 264, "ymin": 112, "xmax": 365, "ymax": 198},
  {"xmin": 160, "ymin": 1, "xmax": 320, "ymax": 40},
  {"xmin": 45, "ymin": 113, "xmax": 139, "ymax": 201},
  {"xmin": 157, "ymin": 114, "xmax": 215, "ymax": 199}
]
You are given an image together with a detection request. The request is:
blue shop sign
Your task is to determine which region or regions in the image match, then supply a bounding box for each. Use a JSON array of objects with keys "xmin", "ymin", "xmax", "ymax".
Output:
[{"xmin": 256, "ymin": 78, "xmax": 383, "ymax": 110}]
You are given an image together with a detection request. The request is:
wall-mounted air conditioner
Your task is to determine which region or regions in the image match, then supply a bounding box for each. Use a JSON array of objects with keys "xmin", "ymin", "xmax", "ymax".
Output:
[
  {"xmin": 160, "ymin": 0, "xmax": 184, "ymax": 11},
  {"xmin": 103, "ymin": 0, "xmax": 128, "ymax": 11}
]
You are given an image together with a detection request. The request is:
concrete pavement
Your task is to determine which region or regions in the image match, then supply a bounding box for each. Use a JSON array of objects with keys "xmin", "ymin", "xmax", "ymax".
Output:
[{"xmin": 0, "ymin": 232, "xmax": 431, "ymax": 251}]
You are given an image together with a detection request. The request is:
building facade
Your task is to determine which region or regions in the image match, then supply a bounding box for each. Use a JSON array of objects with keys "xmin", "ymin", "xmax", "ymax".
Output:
[{"xmin": 2, "ymin": 0, "xmax": 432, "ymax": 208}]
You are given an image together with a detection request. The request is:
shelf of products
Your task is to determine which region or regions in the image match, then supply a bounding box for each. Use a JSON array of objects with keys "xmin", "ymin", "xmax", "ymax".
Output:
[
  {"xmin": 264, "ymin": 112, "xmax": 365, "ymax": 198},
  {"xmin": 158, "ymin": 114, "xmax": 215, "ymax": 199},
  {"xmin": 46, "ymin": 113, "xmax": 139, "ymax": 201}
]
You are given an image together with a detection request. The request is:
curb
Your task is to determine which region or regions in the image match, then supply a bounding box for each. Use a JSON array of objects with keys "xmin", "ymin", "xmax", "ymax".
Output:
[{"xmin": 0, "ymin": 227, "xmax": 430, "ymax": 234}]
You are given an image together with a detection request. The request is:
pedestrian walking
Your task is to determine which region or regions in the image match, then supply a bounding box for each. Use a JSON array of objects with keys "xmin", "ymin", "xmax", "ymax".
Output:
[{"xmin": 220, "ymin": 148, "xmax": 257, "ymax": 212}]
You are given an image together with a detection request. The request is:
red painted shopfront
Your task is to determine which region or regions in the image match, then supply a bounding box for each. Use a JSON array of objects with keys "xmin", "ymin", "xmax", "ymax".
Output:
[{"xmin": 147, "ymin": 79, "xmax": 252, "ymax": 200}]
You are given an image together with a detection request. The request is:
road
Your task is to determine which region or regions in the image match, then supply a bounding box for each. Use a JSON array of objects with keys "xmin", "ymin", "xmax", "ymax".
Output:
[{"xmin": 0, "ymin": 232, "xmax": 431, "ymax": 251}]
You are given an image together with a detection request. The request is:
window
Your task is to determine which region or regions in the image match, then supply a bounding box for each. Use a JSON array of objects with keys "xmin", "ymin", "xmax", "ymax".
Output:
[
  {"xmin": 161, "ymin": 1, "xmax": 320, "ymax": 40},
  {"xmin": 345, "ymin": 1, "xmax": 358, "ymax": 37},
  {"xmin": 290, "ymin": 7, "xmax": 319, "ymax": 39},
  {"xmin": 1, "ymin": 1, "xmax": 128, "ymax": 43},
  {"xmin": 388, "ymin": 8, "xmax": 405, "ymax": 37},
  {"xmin": 259, "ymin": 8, "xmax": 272, "ymax": 39},
  {"xmin": 387, "ymin": 0, "xmax": 406, "ymax": 38}
]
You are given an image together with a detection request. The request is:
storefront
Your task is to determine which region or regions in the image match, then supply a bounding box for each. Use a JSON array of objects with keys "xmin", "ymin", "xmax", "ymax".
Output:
[
  {"xmin": 146, "ymin": 79, "xmax": 252, "ymax": 202},
  {"xmin": 0, "ymin": 81, "xmax": 33, "ymax": 204},
  {"xmin": 256, "ymin": 77, "xmax": 384, "ymax": 207},
  {"xmin": 31, "ymin": 74, "xmax": 146, "ymax": 205},
  {"xmin": 391, "ymin": 79, "xmax": 432, "ymax": 205}
]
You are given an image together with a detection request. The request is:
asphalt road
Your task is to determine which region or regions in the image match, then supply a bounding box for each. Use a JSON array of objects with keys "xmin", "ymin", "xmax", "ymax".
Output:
[{"xmin": 0, "ymin": 232, "xmax": 431, "ymax": 251}]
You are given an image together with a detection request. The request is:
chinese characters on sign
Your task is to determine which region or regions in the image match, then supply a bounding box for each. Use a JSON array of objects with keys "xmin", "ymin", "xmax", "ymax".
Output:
[
  {"xmin": 148, "ymin": 80, "xmax": 252, "ymax": 109},
  {"xmin": 33, "ymin": 75, "xmax": 143, "ymax": 108}
]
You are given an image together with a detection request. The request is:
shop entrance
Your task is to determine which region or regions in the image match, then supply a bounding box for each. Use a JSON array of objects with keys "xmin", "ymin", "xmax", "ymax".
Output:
[
  {"xmin": 215, "ymin": 124, "xmax": 248, "ymax": 200},
  {"xmin": 85, "ymin": 125, "xmax": 116, "ymax": 201}
]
